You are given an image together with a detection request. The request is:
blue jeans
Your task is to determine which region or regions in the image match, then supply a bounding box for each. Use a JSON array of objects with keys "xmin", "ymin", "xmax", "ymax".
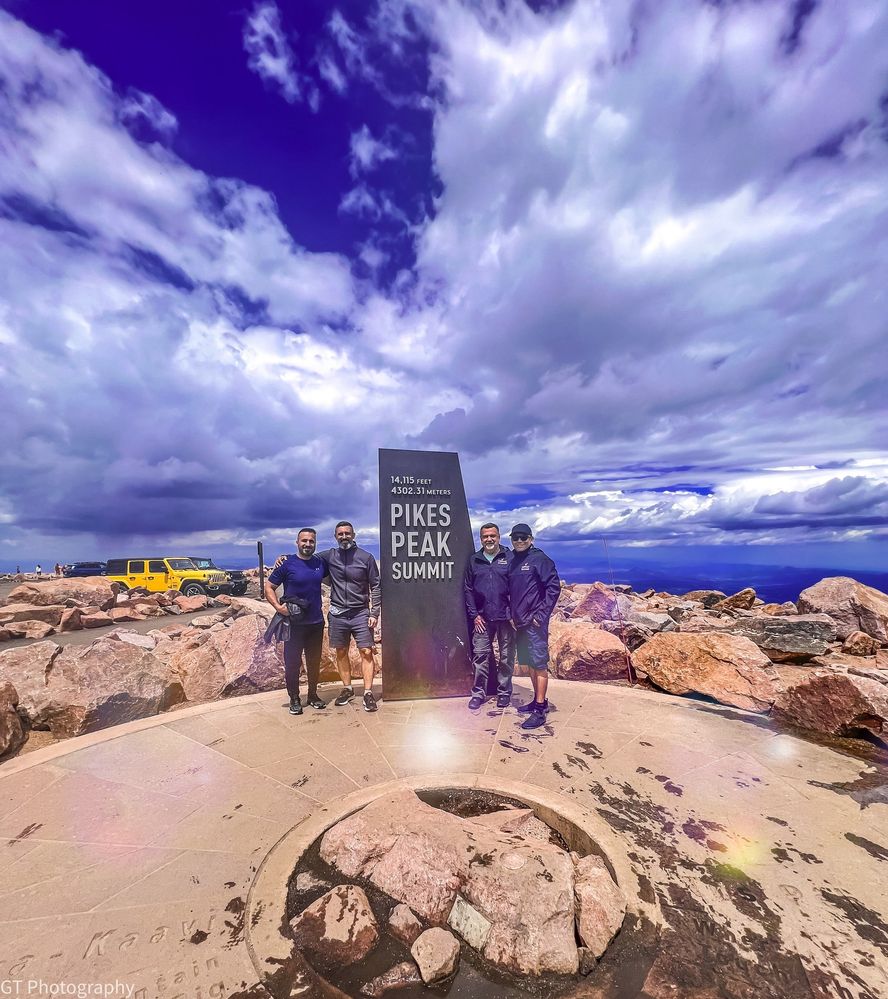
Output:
[{"xmin": 471, "ymin": 619, "xmax": 515, "ymax": 697}]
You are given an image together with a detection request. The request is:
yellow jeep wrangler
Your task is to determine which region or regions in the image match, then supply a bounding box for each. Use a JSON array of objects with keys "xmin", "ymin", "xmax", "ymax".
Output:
[{"xmin": 105, "ymin": 558, "xmax": 228, "ymax": 597}]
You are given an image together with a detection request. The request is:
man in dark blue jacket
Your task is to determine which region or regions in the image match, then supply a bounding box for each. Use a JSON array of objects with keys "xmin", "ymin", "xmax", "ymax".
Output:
[
  {"xmin": 464, "ymin": 523, "xmax": 515, "ymax": 710},
  {"xmin": 507, "ymin": 523, "xmax": 561, "ymax": 730}
]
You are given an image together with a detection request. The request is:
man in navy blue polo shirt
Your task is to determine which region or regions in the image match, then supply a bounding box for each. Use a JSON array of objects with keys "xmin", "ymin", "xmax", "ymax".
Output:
[
  {"xmin": 507, "ymin": 523, "xmax": 561, "ymax": 730},
  {"xmin": 464, "ymin": 522, "xmax": 515, "ymax": 710},
  {"xmin": 264, "ymin": 528, "xmax": 328, "ymax": 715}
]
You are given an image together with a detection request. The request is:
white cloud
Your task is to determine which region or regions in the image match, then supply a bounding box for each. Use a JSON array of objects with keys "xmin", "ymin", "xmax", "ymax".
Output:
[
  {"xmin": 118, "ymin": 89, "xmax": 178, "ymax": 139},
  {"xmin": 350, "ymin": 125, "xmax": 398, "ymax": 176},
  {"xmin": 243, "ymin": 1, "xmax": 318, "ymax": 109}
]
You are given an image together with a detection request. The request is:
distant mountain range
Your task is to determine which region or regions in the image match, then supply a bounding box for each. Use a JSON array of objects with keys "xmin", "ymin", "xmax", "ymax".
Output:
[{"xmin": 5, "ymin": 554, "xmax": 885, "ymax": 606}]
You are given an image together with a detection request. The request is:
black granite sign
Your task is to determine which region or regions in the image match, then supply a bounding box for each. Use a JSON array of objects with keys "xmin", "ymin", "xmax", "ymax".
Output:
[{"xmin": 378, "ymin": 448, "xmax": 474, "ymax": 699}]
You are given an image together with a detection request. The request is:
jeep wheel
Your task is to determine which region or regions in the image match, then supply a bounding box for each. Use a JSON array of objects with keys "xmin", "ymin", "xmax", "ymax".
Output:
[{"xmin": 181, "ymin": 582, "xmax": 206, "ymax": 598}]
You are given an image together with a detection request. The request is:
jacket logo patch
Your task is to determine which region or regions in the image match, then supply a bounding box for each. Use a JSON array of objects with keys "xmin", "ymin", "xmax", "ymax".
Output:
[{"xmin": 520, "ymin": 564, "xmax": 530, "ymax": 571}]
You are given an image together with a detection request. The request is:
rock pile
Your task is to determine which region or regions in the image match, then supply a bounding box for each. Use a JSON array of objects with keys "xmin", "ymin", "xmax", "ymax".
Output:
[
  {"xmin": 554, "ymin": 575, "xmax": 888, "ymax": 743},
  {"xmin": 0, "ymin": 595, "xmax": 282, "ymax": 748},
  {"xmin": 2, "ymin": 572, "xmax": 887, "ymax": 756},
  {"xmin": 0, "ymin": 585, "xmax": 372, "ymax": 755},
  {"xmin": 289, "ymin": 791, "xmax": 626, "ymax": 992},
  {"xmin": 0, "ymin": 576, "xmax": 216, "ymax": 642}
]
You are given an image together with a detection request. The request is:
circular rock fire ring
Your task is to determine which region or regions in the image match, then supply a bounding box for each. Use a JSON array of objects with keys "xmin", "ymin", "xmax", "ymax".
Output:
[{"xmin": 245, "ymin": 776, "xmax": 657, "ymax": 999}]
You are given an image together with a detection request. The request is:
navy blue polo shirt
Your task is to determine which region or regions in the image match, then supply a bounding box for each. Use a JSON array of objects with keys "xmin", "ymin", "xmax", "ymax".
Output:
[{"xmin": 267, "ymin": 555, "xmax": 327, "ymax": 625}]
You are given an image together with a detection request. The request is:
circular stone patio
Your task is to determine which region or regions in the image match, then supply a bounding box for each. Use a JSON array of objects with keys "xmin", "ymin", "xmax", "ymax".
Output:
[{"xmin": 0, "ymin": 679, "xmax": 886, "ymax": 998}]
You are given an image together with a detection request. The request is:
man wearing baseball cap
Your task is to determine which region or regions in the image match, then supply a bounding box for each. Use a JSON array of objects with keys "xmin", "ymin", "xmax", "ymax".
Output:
[{"xmin": 507, "ymin": 523, "xmax": 561, "ymax": 730}]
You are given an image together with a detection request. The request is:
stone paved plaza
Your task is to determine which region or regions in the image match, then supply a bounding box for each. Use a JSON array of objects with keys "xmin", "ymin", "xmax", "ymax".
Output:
[{"xmin": 0, "ymin": 678, "xmax": 886, "ymax": 998}]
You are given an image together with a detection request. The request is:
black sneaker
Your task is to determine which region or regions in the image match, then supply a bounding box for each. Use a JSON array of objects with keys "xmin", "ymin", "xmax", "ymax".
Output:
[
  {"xmin": 517, "ymin": 698, "xmax": 549, "ymax": 714},
  {"xmin": 468, "ymin": 694, "xmax": 485, "ymax": 710},
  {"xmin": 307, "ymin": 697, "xmax": 326, "ymax": 710},
  {"xmin": 496, "ymin": 693, "xmax": 512, "ymax": 708},
  {"xmin": 334, "ymin": 687, "xmax": 354, "ymax": 706},
  {"xmin": 363, "ymin": 691, "xmax": 378, "ymax": 712},
  {"xmin": 521, "ymin": 709, "xmax": 547, "ymax": 730},
  {"xmin": 288, "ymin": 697, "xmax": 303, "ymax": 716}
]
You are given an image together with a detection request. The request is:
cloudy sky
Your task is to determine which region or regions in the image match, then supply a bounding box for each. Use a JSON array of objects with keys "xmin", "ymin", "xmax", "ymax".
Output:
[{"xmin": 1, "ymin": 0, "xmax": 886, "ymax": 573}]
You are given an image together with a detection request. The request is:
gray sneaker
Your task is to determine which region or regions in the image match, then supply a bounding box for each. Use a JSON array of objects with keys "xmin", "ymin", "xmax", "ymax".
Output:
[
  {"xmin": 333, "ymin": 686, "xmax": 354, "ymax": 706},
  {"xmin": 363, "ymin": 691, "xmax": 378, "ymax": 712}
]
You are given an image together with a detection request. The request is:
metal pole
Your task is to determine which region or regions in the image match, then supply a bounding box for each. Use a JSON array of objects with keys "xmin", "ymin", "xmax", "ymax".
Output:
[{"xmin": 257, "ymin": 541, "xmax": 265, "ymax": 597}]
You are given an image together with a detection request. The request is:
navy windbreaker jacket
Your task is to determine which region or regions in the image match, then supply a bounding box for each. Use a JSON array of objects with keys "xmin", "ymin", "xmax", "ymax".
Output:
[
  {"xmin": 508, "ymin": 546, "xmax": 561, "ymax": 627},
  {"xmin": 463, "ymin": 545, "xmax": 511, "ymax": 621}
]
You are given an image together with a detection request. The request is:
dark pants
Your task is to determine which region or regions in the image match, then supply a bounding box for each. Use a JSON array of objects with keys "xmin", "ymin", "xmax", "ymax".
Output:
[
  {"xmin": 471, "ymin": 619, "xmax": 515, "ymax": 698},
  {"xmin": 283, "ymin": 623, "xmax": 324, "ymax": 701}
]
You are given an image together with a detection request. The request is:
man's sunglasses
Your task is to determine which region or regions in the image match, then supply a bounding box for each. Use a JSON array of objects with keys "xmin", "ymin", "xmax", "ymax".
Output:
[{"xmin": 510, "ymin": 533, "xmax": 530, "ymax": 541}]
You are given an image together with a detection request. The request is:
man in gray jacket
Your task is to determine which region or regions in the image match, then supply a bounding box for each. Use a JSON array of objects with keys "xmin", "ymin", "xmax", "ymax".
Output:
[{"xmin": 320, "ymin": 521, "xmax": 381, "ymax": 712}]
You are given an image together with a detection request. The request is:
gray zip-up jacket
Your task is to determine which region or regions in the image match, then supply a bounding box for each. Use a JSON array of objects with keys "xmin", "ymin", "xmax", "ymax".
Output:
[{"xmin": 319, "ymin": 545, "xmax": 381, "ymax": 615}]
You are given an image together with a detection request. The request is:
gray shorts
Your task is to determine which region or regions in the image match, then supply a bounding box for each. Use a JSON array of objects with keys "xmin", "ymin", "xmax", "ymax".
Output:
[{"xmin": 328, "ymin": 608, "xmax": 374, "ymax": 649}]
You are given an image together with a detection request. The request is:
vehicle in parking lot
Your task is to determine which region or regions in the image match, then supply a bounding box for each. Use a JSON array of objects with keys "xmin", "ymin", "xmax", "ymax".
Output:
[
  {"xmin": 104, "ymin": 558, "xmax": 229, "ymax": 596},
  {"xmin": 189, "ymin": 557, "xmax": 248, "ymax": 596},
  {"xmin": 62, "ymin": 561, "xmax": 107, "ymax": 577}
]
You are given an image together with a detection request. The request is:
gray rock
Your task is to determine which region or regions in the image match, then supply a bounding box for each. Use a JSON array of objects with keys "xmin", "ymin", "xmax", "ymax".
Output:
[
  {"xmin": 411, "ymin": 928, "xmax": 460, "ymax": 984},
  {"xmin": 599, "ymin": 619, "xmax": 652, "ymax": 651},
  {"xmin": 726, "ymin": 614, "xmax": 837, "ymax": 662},
  {"xmin": 626, "ymin": 610, "xmax": 677, "ymax": 632},
  {"xmin": 295, "ymin": 871, "xmax": 331, "ymax": 894},
  {"xmin": 359, "ymin": 962, "xmax": 422, "ymax": 997},
  {"xmin": 448, "ymin": 895, "xmax": 491, "ymax": 950},
  {"xmin": 578, "ymin": 946, "xmax": 597, "ymax": 975},
  {"xmin": 108, "ymin": 630, "xmax": 157, "ymax": 651}
]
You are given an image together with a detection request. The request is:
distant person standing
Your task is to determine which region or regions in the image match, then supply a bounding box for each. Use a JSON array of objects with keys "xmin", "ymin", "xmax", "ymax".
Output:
[
  {"xmin": 54, "ymin": 563, "xmax": 62, "ymax": 577},
  {"xmin": 507, "ymin": 523, "xmax": 561, "ymax": 731},
  {"xmin": 320, "ymin": 521, "xmax": 381, "ymax": 712},
  {"xmin": 35, "ymin": 564, "xmax": 42, "ymax": 577},
  {"xmin": 464, "ymin": 523, "xmax": 515, "ymax": 710},
  {"xmin": 263, "ymin": 529, "xmax": 328, "ymax": 715}
]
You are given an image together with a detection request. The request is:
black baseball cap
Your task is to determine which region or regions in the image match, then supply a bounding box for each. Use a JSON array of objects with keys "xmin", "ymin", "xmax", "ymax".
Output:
[{"xmin": 509, "ymin": 523, "xmax": 533, "ymax": 537}]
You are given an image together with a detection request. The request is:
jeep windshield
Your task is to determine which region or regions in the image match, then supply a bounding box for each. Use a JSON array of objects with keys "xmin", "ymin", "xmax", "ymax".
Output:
[
  {"xmin": 167, "ymin": 559, "xmax": 198, "ymax": 570},
  {"xmin": 191, "ymin": 558, "xmax": 218, "ymax": 570}
]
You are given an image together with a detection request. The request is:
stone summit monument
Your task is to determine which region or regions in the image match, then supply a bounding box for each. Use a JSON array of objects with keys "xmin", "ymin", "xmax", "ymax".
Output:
[{"xmin": 377, "ymin": 448, "xmax": 474, "ymax": 700}]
